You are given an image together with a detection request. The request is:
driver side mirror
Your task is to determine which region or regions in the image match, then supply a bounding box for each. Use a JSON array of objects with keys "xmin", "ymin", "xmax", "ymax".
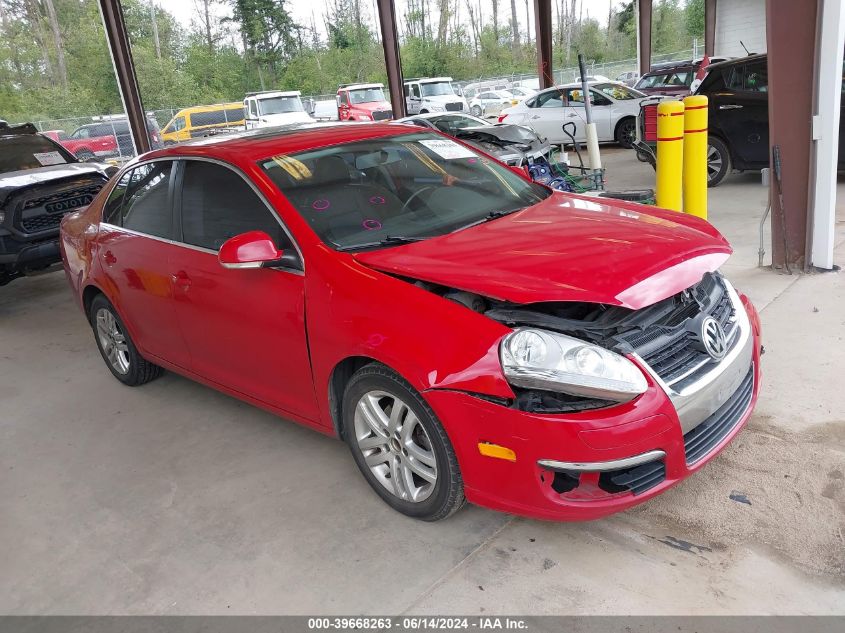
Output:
[{"xmin": 219, "ymin": 231, "xmax": 288, "ymax": 270}]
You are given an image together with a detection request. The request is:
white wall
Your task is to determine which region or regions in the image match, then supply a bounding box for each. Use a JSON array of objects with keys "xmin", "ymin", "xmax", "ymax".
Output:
[{"xmin": 715, "ymin": 0, "xmax": 767, "ymax": 58}]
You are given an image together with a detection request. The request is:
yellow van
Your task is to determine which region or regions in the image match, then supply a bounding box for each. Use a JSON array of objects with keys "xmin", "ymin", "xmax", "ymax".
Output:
[{"xmin": 161, "ymin": 102, "xmax": 245, "ymax": 144}]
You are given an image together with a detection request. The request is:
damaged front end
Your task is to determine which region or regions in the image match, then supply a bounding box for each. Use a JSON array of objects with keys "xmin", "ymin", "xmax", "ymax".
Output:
[{"xmin": 412, "ymin": 271, "xmax": 737, "ymax": 415}]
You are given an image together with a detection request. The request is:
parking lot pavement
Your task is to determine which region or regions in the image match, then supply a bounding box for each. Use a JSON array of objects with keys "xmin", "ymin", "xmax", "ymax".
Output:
[{"xmin": 2, "ymin": 155, "xmax": 844, "ymax": 614}]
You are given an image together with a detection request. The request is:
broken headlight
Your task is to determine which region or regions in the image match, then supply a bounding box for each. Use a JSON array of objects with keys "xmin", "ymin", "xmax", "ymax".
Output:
[{"xmin": 500, "ymin": 328, "xmax": 648, "ymax": 402}]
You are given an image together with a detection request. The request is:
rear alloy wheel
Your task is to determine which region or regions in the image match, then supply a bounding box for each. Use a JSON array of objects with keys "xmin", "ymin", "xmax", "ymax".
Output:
[
  {"xmin": 615, "ymin": 117, "xmax": 637, "ymax": 148},
  {"xmin": 89, "ymin": 294, "xmax": 162, "ymax": 386},
  {"xmin": 707, "ymin": 136, "xmax": 731, "ymax": 187},
  {"xmin": 471, "ymin": 105, "xmax": 483, "ymax": 117},
  {"xmin": 343, "ymin": 364, "xmax": 465, "ymax": 521}
]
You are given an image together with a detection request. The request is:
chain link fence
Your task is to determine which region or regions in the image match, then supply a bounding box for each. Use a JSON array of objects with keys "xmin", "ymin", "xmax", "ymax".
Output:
[{"xmin": 23, "ymin": 46, "xmax": 699, "ymax": 162}]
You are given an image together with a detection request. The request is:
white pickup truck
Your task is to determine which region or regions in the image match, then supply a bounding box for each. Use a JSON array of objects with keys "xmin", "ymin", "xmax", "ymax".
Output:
[{"xmin": 243, "ymin": 91, "xmax": 314, "ymax": 130}]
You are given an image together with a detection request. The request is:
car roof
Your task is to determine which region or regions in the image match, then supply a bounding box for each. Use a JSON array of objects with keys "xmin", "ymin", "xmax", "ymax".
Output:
[
  {"xmin": 176, "ymin": 102, "xmax": 243, "ymax": 115},
  {"xmin": 142, "ymin": 122, "xmax": 416, "ymax": 164},
  {"xmin": 705, "ymin": 53, "xmax": 766, "ymax": 70},
  {"xmin": 340, "ymin": 83, "xmax": 384, "ymax": 91}
]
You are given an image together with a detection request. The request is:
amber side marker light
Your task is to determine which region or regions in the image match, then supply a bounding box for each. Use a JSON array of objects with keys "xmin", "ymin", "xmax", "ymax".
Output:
[{"xmin": 478, "ymin": 442, "xmax": 517, "ymax": 462}]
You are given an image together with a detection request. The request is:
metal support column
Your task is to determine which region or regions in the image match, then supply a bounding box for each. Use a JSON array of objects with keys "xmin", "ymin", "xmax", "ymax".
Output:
[
  {"xmin": 704, "ymin": 0, "xmax": 717, "ymax": 57},
  {"xmin": 766, "ymin": 0, "xmax": 818, "ymax": 270},
  {"xmin": 533, "ymin": 0, "xmax": 554, "ymax": 89},
  {"xmin": 98, "ymin": 0, "xmax": 149, "ymax": 155},
  {"xmin": 637, "ymin": 0, "xmax": 652, "ymax": 76},
  {"xmin": 809, "ymin": 0, "xmax": 845, "ymax": 269},
  {"xmin": 376, "ymin": 0, "xmax": 406, "ymax": 119}
]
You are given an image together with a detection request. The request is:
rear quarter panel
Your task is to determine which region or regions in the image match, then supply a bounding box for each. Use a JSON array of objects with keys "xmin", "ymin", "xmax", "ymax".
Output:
[{"xmin": 59, "ymin": 185, "xmax": 109, "ymax": 310}]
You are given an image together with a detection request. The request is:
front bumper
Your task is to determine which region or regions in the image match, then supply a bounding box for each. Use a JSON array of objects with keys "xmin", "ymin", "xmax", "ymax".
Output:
[
  {"xmin": 424, "ymin": 292, "xmax": 762, "ymax": 521},
  {"xmin": 0, "ymin": 234, "xmax": 61, "ymax": 274}
]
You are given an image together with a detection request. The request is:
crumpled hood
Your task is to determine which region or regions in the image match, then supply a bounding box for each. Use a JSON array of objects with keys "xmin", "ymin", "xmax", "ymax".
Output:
[
  {"xmin": 0, "ymin": 163, "xmax": 109, "ymax": 206},
  {"xmin": 355, "ymin": 192, "xmax": 732, "ymax": 309},
  {"xmin": 455, "ymin": 124, "xmax": 540, "ymax": 145}
]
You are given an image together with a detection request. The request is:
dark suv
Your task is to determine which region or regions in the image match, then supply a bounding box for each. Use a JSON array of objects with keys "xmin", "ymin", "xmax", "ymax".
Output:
[
  {"xmin": 0, "ymin": 123, "xmax": 112, "ymax": 285},
  {"xmin": 68, "ymin": 117, "xmax": 164, "ymax": 159},
  {"xmin": 696, "ymin": 53, "xmax": 844, "ymax": 185}
]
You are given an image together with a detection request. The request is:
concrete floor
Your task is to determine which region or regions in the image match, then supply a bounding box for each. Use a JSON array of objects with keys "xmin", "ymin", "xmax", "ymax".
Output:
[{"xmin": 2, "ymin": 148, "xmax": 844, "ymax": 614}]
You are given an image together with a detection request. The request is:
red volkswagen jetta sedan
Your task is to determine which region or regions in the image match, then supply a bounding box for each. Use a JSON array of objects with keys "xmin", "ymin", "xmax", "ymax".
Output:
[{"xmin": 60, "ymin": 123, "xmax": 762, "ymax": 522}]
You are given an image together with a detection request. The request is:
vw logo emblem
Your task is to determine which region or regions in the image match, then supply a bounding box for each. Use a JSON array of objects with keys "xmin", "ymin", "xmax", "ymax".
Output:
[{"xmin": 701, "ymin": 316, "xmax": 727, "ymax": 361}]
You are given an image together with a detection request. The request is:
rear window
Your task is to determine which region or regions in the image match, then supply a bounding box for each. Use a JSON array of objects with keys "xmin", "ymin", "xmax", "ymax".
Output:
[
  {"xmin": 636, "ymin": 71, "xmax": 693, "ymax": 89},
  {"xmin": 0, "ymin": 134, "xmax": 77, "ymax": 174}
]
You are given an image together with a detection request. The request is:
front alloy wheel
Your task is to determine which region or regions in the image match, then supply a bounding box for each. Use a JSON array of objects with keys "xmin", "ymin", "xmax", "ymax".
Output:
[
  {"xmin": 343, "ymin": 364, "xmax": 465, "ymax": 520},
  {"xmin": 354, "ymin": 390, "xmax": 438, "ymax": 503}
]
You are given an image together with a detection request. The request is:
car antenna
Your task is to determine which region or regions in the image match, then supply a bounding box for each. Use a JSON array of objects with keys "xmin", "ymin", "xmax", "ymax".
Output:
[{"xmin": 739, "ymin": 40, "xmax": 751, "ymax": 55}]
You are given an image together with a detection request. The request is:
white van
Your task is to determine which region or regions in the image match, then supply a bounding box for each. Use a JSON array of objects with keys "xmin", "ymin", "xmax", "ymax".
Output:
[
  {"xmin": 243, "ymin": 91, "xmax": 314, "ymax": 129},
  {"xmin": 403, "ymin": 77, "xmax": 468, "ymax": 115}
]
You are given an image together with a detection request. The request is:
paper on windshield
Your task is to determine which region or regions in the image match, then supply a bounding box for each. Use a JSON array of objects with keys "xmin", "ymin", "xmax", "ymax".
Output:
[
  {"xmin": 33, "ymin": 151, "xmax": 66, "ymax": 166},
  {"xmin": 418, "ymin": 139, "xmax": 476, "ymax": 160}
]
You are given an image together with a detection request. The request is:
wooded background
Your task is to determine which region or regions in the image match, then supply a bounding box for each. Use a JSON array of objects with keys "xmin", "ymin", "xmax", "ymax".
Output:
[{"xmin": 0, "ymin": 0, "xmax": 705, "ymax": 123}]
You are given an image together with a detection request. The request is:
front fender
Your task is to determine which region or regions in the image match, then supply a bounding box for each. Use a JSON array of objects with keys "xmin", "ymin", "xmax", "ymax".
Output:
[{"xmin": 306, "ymin": 253, "xmax": 516, "ymax": 429}]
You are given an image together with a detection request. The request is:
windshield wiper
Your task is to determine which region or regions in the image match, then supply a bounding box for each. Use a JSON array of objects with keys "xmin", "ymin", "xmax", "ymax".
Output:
[
  {"xmin": 452, "ymin": 208, "xmax": 522, "ymax": 233},
  {"xmin": 336, "ymin": 235, "xmax": 428, "ymax": 252}
]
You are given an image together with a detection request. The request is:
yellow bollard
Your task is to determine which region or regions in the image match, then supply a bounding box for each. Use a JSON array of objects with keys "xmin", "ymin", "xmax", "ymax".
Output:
[
  {"xmin": 655, "ymin": 100, "xmax": 685, "ymax": 212},
  {"xmin": 683, "ymin": 95, "xmax": 709, "ymax": 219}
]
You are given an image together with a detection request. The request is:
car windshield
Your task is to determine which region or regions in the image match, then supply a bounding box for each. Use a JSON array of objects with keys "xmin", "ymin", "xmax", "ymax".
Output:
[
  {"xmin": 259, "ymin": 96, "xmax": 304, "ymax": 115},
  {"xmin": 260, "ymin": 132, "xmax": 551, "ymax": 251},
  {"xmin": 420, "ymin": 82, "xmax": 455, "ymax": 97},
  {"xmin": 349, "ymin": 87, "xmax": 386, "ymax": 104},
  {"xmin": 0, "ymin": 134, "xmax": 76, "ymax": 174},
  {"xmin": 593, "ymin": 83, "xmax": 645, "ymax": 100}
]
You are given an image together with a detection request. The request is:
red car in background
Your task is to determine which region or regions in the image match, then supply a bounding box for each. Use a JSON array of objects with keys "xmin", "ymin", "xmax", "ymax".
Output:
[
  {"xmin": 59, "ymin": 123, "xmax": 762, "ymax": 522},
  {"xmin": 336, "ymin": 83, "xmax": 393, "ymax": 121},
  {"xmin": 43, "ymin": 127, "xmax": 117, "ymax": 161}
]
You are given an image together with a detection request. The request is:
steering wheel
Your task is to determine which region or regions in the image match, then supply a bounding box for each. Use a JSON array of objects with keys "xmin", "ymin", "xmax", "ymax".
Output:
[{"xmin": 399, "ymin": 186, "xmax": 437, "ymax": 214}]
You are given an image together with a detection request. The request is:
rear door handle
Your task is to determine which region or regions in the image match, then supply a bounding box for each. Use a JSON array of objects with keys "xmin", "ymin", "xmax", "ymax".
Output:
[
  {"xmin": 102, "ymin": 250, "xmax": 116, "ymax": 266},
  {"xmin": 719, "ymin": 104, "xmax": 743, "ymax": 110},
  {"xmin": 171, "ymin": 270, "xmax": 192, "ymax": 290}
]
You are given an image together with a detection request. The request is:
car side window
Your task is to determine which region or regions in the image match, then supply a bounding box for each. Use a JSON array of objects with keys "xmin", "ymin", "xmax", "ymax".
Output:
[
  {"xmin": 339, "ymin": 92, "xmax": 349, "ymax": 106},
  {"xmin": 119, "ymin": 162, "xmax": 174, "ymax": 238},
  {"xmin": 743, "ymin": 62, "xmax": 768, "ymax": 92},
  {"xmin": 535, "ymin": 91, "xmax": 564, "ymax": 108},
  {"xmin": 171, "ymin": 116, "xmax": 186, "ymax": 132},
  {"xmin": 102, "ymin": 172, "xmax": 131, "ymax": 225},
  {"xmin": 179, "ymin": 160, "xmax": 292, "ymax": 252},
  {"xmin": 412, "ymin": 84, "xmax": 421, "ymax": 98},
  {"xmin": 74, "ymin": 128, "xmax": 89, "ymax": 139},
  {"xmin": 248, "ymin": 100, "xmax": 257, "ymax": 117}
]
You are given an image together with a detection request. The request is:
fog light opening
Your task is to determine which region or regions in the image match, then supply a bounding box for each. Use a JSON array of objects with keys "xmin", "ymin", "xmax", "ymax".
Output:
[{"xmin": 551, "ymin": 471, "xmax": 580, "ymax": 493}]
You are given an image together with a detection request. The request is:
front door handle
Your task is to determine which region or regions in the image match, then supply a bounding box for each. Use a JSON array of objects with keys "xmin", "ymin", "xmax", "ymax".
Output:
[
  {"xmin": 171, "ymin": 270, "xmax": 192, "ymax": 290},
  {"xmin": 719, "ymin": 104, "xmax": 743, "ymax": 110},
  {"xmin": 102, "ymin": 250, "xmax": 116, "ymax": 266},
  {"xmin": 566, "ymin": 112, "xmax": 579, "ymax": 118},
  {"xmin": 530, "ymin": 115, "xmax": 541, "ymax": 120}
]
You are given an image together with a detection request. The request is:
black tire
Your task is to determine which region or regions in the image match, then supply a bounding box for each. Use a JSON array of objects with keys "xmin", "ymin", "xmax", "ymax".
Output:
[
  {"xmin": 75, "ymin": 149, "xmax": 95, "ymax": 162},
  {"xmin": 614, "ymin": 117, "xmax": 637, "ymax": 148},
  {"xmin": 343, "ymin": 363, "xmax": 465, "ymax": 521},
  {"xmin": 707, "ymin": 136, "xmax": 732, "ymax": 187},
  {"xmin": 89, "ymin": 294, "xmax": 163, "ymax": 386}
]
